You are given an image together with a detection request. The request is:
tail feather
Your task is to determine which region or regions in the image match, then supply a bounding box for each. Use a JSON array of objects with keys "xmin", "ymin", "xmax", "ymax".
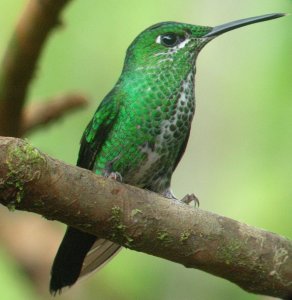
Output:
[
  {"xmin": 50, "ymin": 227, "xmax": 96, "ymax": 294},
  {"xmin": 80, "ymin": 239, "xmax": 121, "ymax": 277},
  {"xmin": 50, "ymin": 227, "xmax": 121, "ymax": 294}
]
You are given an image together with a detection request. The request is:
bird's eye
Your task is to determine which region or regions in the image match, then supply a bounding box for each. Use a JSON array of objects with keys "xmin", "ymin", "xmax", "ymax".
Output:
[{"xmin": 157, "ymin": 33, "xmax": 184, "ymax": 47}]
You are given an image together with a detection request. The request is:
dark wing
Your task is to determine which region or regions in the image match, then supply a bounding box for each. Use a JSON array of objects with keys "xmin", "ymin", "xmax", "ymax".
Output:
[
  {"xmin": 173, "ymin": 128, "xmax": 191, "ymax": 172},
  {"xmin": 77, "ymin": 93, "xmax": 120, "ymax": 169},
  {"xmin": 50, "ymin": 94, "xmax": 121, "ymax": 294}
]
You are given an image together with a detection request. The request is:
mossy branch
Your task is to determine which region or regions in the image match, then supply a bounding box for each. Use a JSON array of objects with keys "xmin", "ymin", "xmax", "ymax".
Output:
[{"xmin": 0, "ymin": 137, "xmax": 291, "ymax": 299}]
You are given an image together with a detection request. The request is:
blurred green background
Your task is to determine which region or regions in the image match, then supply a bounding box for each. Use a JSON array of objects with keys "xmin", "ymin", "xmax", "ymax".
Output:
[{"xmin": 0, "ymin": 0, "xmax": 291, "ymax": 299}]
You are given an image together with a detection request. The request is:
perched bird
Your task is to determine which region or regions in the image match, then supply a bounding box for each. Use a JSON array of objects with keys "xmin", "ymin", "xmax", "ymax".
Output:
[{"xmin": 50, "ymin": 13, "xmax": 285, "ymax": 294}]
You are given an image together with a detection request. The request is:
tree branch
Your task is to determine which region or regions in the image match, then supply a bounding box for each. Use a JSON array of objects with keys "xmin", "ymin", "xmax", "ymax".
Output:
[
  {"xmin": 0, "ymin": 137, "xmax": 291, "ymax": 299},
  {"xmin": 21, "ymin": 93, "xmax": 88, "ymax": 135},
  {"xmin": 0, "ymin": 0, "xmax": 72, "ymax": 137}
]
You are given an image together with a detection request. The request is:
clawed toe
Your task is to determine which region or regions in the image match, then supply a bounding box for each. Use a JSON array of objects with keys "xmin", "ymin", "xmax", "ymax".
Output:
[
  {"xmin": 181, "ymin": 193, "xmax": 199, "ymax": 207},
  {"xmin": 108, "ymin": 172, "xmax": 123, "ymax": 182}
]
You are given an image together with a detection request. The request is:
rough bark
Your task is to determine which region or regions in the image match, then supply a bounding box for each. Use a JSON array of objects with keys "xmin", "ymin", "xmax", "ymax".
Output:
[{"xmin": 0, "ymin": 137, "xmax": 291, "ymax": 299}]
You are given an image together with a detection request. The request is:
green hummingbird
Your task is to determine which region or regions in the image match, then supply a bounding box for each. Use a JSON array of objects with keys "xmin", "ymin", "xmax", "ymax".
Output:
[{"xmin": 50, "ymin": 13, "xmax": 285, "ymax": 294}]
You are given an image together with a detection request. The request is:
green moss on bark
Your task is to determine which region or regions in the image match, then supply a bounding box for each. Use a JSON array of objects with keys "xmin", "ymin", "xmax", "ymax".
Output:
[
  {"xmin": 109, "ymin": 205, "xmax": 133, "ymax": 247},
  {"xmin": 5, "ymin": 140, "xmax": 45, "ymax": 210}
]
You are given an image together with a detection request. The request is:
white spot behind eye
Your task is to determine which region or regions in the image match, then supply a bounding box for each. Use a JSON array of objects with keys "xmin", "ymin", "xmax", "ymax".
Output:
[{"xmin": 156, "ymin": 35, "xmax": 161, "ymax": 44}]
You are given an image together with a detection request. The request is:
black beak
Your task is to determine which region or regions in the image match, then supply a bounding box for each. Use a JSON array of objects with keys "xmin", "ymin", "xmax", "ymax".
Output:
[{"xmin": 204, "ymin": 13, "xmax": 285, "ymax": 38}]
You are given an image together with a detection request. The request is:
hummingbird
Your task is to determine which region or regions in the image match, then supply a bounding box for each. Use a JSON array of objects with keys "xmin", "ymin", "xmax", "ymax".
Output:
[{"xmin": 50, "ymin": 13, "xmax": 285, "ymax": 294}]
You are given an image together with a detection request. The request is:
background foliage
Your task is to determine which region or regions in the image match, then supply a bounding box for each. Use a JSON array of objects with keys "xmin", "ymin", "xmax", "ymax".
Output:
[{"xmin": 0, "ymin": 0, "xmax": 291, "ymax": 299}]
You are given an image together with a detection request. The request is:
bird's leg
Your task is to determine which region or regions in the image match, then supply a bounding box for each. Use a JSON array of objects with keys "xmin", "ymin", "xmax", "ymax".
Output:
[
  {"xmin": 107, "ymin": 171, "xmax": 123, "ymax": 182},
  {"xmin": 162, "ymin": 188, "xmax": 199, "ymax": 207},
  {"xmin": 103, "ymin": 155, "xmax": 123, "ymax": 182},
  {"xmin": 161, "ymin": 188, "xmax": 177, "ymax": 200}
]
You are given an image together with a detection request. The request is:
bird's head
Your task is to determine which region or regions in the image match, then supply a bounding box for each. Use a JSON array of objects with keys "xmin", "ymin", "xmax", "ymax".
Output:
[{"xmin": 122, "ymin": 13, "xmax": 285, "ymax": 72}]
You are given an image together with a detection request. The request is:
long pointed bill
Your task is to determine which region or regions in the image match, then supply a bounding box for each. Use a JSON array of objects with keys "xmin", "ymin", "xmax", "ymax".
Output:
[{"xmin": 204, "ymin": 13, "xmax": 285, "ymax": 38}]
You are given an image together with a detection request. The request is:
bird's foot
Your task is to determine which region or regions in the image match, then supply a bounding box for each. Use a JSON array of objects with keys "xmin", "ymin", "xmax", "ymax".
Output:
[
  {"xmin": 162, "ymin": 188, "xmax": 199, "ymax": 207},
  {"xmin": 107, "ymin": 172, "xmax": 123, "ymax": 182},
  {"xmin": 181, "ymin": 193, "xmax": 199, "ymax": 207}
]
